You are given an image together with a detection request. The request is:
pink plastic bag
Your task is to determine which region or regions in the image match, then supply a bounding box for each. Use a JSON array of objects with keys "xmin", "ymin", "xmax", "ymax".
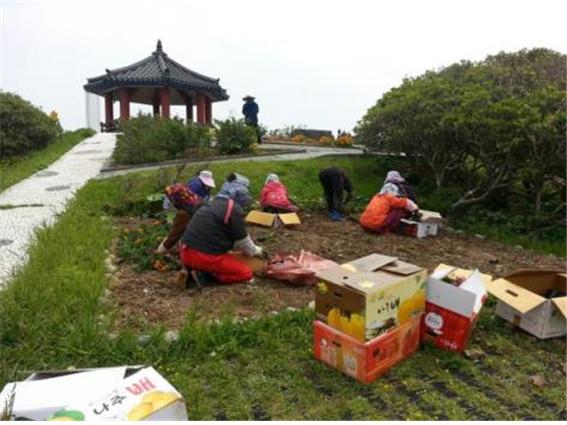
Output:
[{"xmin": 265, "ymin": 250, "xmax": 338, "ymax": 286}]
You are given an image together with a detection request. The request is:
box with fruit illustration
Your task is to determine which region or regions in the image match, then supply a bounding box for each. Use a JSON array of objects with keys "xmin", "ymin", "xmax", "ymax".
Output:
[
  {"xmin": 46, "ymin": 366, "xmax": 187, "ymax": 421},
  {"xmin": 314, "ymin": 253, "xmax": 427, "ymax": 342},
  {"xmin": 421, "ymin": 264, "xmax": 492, "ymax": 352},
  {"xmin": 313, "ymin": 314, "xmax": 422, "ymax": 384}
]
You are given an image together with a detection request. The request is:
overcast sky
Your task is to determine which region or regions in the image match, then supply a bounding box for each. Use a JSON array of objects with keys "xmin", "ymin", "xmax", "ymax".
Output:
[{"xmin": 1, "ymin": 0, "xmax": 566, "ymax": 132}]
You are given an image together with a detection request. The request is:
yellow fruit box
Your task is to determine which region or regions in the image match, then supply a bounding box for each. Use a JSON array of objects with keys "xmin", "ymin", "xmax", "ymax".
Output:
[
  {"xmin": 314, "ymin": 253, "xmax": 427, "ymax": 342},
  {"xmin": 245, "ymin": 210, "xmax": 301, "ymax": 228},
  {"xmin": 46, "ymin": 366, "xmax": 187, "ymax": 421}
]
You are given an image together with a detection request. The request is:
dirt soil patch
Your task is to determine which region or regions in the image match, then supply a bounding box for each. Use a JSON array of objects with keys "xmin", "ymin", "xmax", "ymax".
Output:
[{"xmin": 109, "ymin": 213, "xmax": 566, "ymax": 331}]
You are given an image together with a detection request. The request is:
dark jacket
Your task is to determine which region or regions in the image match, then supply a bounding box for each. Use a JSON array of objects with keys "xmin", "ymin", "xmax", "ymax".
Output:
[
  {"xmin": 319, "ymin": 167, "xmax": 353, "ymax": 212},
  {"xmin": 319, "ymin": 167, "xmax": 353, "ymax": 194},
  {"xmin": 242, "ymin": 100, "xmax": 259, "ymax": 124},
  {"xmin": 182, "ymin": 197, "xmax": 247, "ymax": 255}
]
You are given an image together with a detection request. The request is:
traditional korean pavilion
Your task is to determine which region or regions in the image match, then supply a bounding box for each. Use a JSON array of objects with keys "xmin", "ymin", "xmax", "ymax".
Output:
[{"xmin": 84, "ymin": 40, "xmax": 228, "ymax": 127}]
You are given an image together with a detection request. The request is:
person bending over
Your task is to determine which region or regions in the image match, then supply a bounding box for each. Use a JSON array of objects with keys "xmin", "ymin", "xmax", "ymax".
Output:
[
  {"xmin": 179, "ymin": 173, "xmax": 262, "ymax": 285},
  {"xmin": 318, "ymin": 167, "xmax": 353, "ymax": 221},
  {"xmin": 260, "ymin": 173, "xmax": 299, "ymax": 213}
]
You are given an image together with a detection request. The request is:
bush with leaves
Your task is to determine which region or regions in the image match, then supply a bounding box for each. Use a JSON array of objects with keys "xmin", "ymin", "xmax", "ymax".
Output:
[
  {"xmin": 112, "ymin": 114, "xmax": 212, "ymax": 165},
  {"xmin": 214, "ymin": 117, "xmax": 256, "ymax": 154},
  {"xmin": 0, "ymin": 91, "xmax": 62, "ymax": 158},
  {"xmin": 355, "ymin": 48, "xmax": 566, "ymax": 224}
]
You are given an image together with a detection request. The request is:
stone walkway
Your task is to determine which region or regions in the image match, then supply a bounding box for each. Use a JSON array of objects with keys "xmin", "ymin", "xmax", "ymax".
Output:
[
  {"xmin": 0, "ymin": 132, "xmax": 117, "ymax": 287},
  {"xmin": 98, "ymin": 143, "xmax": 365, "ymax": 179}
]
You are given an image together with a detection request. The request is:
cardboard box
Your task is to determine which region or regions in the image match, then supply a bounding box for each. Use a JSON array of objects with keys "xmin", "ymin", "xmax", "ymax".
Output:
[
  {"xmin": 0, "ymin": 366, "xmax": 187, "ymax": 421},
  {"xmin": 315, "ymin": 253, "xmax": 427, "ymax": 341},
  {"xmin": 487, "ymin": 270, "xmax": 566, "ymax": 339},
  {"xmin": 421, "ymin": 264, "xmax": 492, "ymax": 352},
  {"xmin": 245, "ymin": 210, "xmax": 301, "ymax": 228},
  {"xmin": 398, "ymin": 210, "xmax": 443, "ymax": 238},
  {"xmin": 313, "ymin": 314, "xmax": 422, "ymax": 384}
]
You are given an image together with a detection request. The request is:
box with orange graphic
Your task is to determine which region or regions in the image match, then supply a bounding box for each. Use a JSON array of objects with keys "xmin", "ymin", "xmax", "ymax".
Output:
[
  {"xmin": 315, "ymin": 254, "xmax": 427, "ymax": 341},
  {"xmin": 313, "ymin": 314, "xmax": 422, "ymax": 384}
]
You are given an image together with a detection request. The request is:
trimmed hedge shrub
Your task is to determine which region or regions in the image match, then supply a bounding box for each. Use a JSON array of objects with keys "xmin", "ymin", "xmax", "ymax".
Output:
[
  {"xmin": 112, "ymin": 114, "xmax": 212, "ymax": 165},
  {"xmin": 0, "ymin": 91, "xmax": 62, "ymax": 158},
  {"xmin": 215, "ymin": 117, "xmax": 256, "ymax": 154}
]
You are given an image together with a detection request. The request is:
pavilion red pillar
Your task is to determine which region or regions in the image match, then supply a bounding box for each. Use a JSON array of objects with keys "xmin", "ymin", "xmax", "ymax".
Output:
[
  {"xmin": 104, "ymin": 92, "xmax": 114, "ymax": 125},
  {"xmin": 185, "ymin": 96, "xmax": 193, "ymax": 123},
  {"xmin": 196, "ymin": 93, "xmax": 206, "ymax": 125},
  {"xmin": 159, "ymin": 87, "xmax": 170, "ymax": 118},
  {"xmin": 119, "ymin": 88, "xmax": 130, "ymax": 122},
  {"xmin": 204, "ymin": 96, "xmax": 212, "ymax": 125}
]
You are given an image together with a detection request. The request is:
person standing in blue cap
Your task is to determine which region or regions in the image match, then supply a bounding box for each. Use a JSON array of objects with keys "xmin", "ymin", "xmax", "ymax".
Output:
[{"xmin": 242, "ymin": 95, "xmax": 262, "ymax": 144}]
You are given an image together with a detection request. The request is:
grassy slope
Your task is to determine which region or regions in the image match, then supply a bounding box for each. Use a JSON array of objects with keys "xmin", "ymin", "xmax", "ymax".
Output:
[
  {"xmin": 0, "ymin": 129, "xmax": 94, "ymax": 193},
  {"xmin": 0, "ymin": 156, "xmax": 565, "ymax": 420}
]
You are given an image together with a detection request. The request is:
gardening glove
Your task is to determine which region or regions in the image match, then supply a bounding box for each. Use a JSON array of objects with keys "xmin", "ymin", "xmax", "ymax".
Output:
[
  {"xmin": 406, "ymin": 199, "xmax": 418, "ymax": 212},
  {"xmin": 253, "ymin": 244, "xmax": 263, "ymax": 257},
  {"xmin": 156, "ymin": 238, "xmax": 169, "ymax": 254},
  {"xmin": 234, "ymin": 235, "xmax": 258, "ymax": 257}
]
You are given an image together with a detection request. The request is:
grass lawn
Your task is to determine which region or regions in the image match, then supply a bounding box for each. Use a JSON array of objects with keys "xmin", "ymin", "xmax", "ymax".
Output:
[
  {"xmin": 0, "ymin": 128, "xmax": 94, "ymax": 193},
  {"xmin": 0, "ymin": 156, "xmax": 565, "ymax": 420}
]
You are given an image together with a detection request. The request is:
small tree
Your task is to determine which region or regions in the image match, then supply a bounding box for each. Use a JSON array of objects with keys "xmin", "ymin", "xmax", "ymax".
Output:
[{"xmin": 355, "ymin": 48, "xmax": 566, "ymax": 215}]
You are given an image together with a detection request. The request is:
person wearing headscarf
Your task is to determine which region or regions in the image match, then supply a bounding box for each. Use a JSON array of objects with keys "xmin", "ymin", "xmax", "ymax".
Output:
[
  {"xmin": 179, "ymin": 172, "xmax": 262, "ymax": 285},
  {"xmin": 318, "ymin": 167, "xmax": 353, "ymax": 221},
  {"xmin": 360, "ymin": 170, "xmax": 419, "ymax": 234},
  {"xmin": 379, "ymin": 171, "xmax": 417, "ymax": 202},
  {"xmin": 259, "ymin": 173, "xmax": 299, "ymax": 213},
  {"xmin": 157, "ymin": 170, "xmax": 216, "ymax": 254}
]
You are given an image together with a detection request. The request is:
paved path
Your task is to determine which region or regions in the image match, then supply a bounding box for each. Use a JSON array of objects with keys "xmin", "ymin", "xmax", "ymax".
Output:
[
  {"xmin": 0, "ymin": 132, "xmax": 116, "ymax": 287},
  {"xmin": 98, "ymin": 143, "xmax": 365, "ymax": 179}
]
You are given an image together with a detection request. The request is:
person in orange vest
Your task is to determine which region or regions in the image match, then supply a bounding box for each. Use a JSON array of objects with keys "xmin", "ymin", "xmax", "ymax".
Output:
[{"xmin": 359, "ymin": 171, "xmax": 419, "ymax": 234}]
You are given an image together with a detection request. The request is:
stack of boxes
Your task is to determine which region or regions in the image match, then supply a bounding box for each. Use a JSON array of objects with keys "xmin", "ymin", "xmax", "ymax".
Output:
[{"xmin": 312, "ymin": 254, "xmax": 427, "ymax": 384}]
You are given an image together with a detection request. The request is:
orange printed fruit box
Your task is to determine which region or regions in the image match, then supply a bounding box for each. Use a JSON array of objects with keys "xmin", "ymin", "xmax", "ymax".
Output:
[
  {"xmin": 315, "ymin": 253, "xmax": 427, "ymax": 342},
  {"xmin": 313, "ymin": 314, "xmax": 422, "ymax": 384},
  {"xmin": 422, "ymin": 264, "xmax": 492, "ymax": 352}
]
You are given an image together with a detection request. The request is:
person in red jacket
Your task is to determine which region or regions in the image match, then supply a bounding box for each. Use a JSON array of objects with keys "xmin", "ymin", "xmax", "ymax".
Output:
[
  {"xmin": 359, "ymin": 173, "xmax": 419, "ymax": 234},
  {"xmin": 260, "ymin": 174, "xmax": 299, "ymax": 213}
]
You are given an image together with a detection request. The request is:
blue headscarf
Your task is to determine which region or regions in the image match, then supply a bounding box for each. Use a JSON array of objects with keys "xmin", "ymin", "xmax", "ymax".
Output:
[{"xmin": 217, "ymin": 173, "xmax": 252, "ymax": 209}]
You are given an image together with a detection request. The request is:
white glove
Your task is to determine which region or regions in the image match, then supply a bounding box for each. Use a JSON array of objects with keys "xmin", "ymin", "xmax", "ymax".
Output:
[
  {"xmin": 406, "ymin": 199, "xmax": 418, "ymax": 212},
  {"xmin": 253, "ymin": 245, "xmax": 263, "ymax": 257}
]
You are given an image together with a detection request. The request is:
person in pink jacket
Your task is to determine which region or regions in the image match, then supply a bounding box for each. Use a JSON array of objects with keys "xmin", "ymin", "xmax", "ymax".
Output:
[{"xmin": 259, "ymin": 174, "xmax": 299, "ymax": 213}]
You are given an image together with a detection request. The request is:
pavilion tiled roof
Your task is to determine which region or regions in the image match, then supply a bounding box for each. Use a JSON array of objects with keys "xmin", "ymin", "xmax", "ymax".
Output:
[{"xmin": 84, "ymin": 40, "xmax": 229, "ymax": 102}]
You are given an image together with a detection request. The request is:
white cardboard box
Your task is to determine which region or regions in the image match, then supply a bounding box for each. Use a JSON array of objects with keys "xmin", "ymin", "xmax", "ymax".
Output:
[
  {"xmin": 0, "ymin": 366, "xmax": 187, "ymax": 421},
  {"xmin": 399, "ymin": 210, "xmax": 442, "ymax": 238},
  {"xmin": 487, "ymin": 270, "xmax": 566, "ymax": 339},
  {"xmin": 422, "ymin": 264, "xmax": 492, "ymax": 351}
]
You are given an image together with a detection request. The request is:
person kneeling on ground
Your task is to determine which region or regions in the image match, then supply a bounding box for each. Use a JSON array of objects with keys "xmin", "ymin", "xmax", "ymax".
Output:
[
  {"xmin": 156, "ymin": 170, "xmax": 216, "ymax": 254},
  {"xmin": 260, "ymin": 173, "xmax": 299, "ymax": 213},
  {"xmin": 318, "ymin": 167, "xmax": 353, "ymax": 221},
  {"xmin": 179, "ymin": 173, "xmax": 263, "ymax": 285},
  {"xmin": 380, "ymin": 170, "xmax": 417, "ymax": 203},
  {"xmin": 359, "ymin": 171, "xmax": 419, "ymax": 234}
]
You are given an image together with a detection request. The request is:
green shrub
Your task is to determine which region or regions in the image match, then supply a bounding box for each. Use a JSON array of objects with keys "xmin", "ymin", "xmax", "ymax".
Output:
[
  {"xmin": 112, "ymin": 114, "xmax": 212, "ymax": 165},
  {"xmin": 0, "ymin": 91, "xmax": 62, "ymax": 158},
  {"xmin": 214, "ymin": 117, "xmax": 256, "ymax": 154}
]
